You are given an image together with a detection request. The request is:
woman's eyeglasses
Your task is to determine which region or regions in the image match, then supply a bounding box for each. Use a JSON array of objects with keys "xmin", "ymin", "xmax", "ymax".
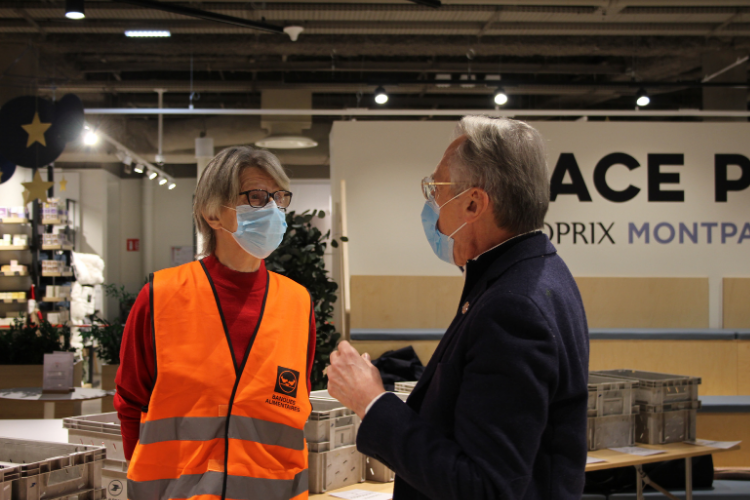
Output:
[{"xmin": 239, "ymin": 189, "xmax": 293, "ymax": 209}]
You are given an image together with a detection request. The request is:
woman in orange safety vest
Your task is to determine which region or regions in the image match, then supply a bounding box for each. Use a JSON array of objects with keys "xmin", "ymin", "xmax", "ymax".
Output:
[{"xmin": 116, "ymin": 146, "xmax": 316, "ymax": 500}]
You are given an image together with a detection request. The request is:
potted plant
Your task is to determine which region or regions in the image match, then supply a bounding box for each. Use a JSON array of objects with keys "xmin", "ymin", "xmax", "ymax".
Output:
[
  {"xmin": 266, "ymin": 209, "xmax": 347, "ymax": 390},
  {"xmin": 81, "ymin": 283, "xmax": 133, "ymax": 413},
  {"xmin": 0, "ymin": 319, "xmax": 81, "ymax": 418}
]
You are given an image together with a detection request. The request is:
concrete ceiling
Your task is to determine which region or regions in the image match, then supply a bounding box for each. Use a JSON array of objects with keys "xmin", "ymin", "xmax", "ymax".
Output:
[{"xmin": 1, "ymin": 0, "xmax": 748, "ymax": 168}]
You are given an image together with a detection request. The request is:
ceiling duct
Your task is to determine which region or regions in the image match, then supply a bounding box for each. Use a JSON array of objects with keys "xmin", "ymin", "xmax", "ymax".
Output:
[{"xmin": 258, "ymin": 90, "xmax": 317, "ymax": 149}]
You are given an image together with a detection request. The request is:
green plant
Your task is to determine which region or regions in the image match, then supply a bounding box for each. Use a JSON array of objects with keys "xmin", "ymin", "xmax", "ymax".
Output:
[
  {"xmin": 103, "ymin": 283, "xmax": 139, "ymax": 323},
  {"xmin": 80, "ymin": 313, "xmax": 123, "ymax": 366},
  {"xmin": 0, "ymin": 319, "xmax": 73, "ymax": 365},
  {"xmin": 265, "ymin": 209, "xmax": 348, "ymax": 390}
]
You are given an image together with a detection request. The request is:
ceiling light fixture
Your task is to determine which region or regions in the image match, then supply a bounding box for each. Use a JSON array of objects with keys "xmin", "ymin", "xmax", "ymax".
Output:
[
  {"xmin": 494, "ymin": 88, "xmax": 508, "ymax": 106},
  {"xmin": 122, "ymin": 154, "xmax": 132, "ymax": 166},
  {"xmin": 255, "ymin": 136, "xmax": 319, "ymax": 149},
  {"xmin": 83, "ymin": 130, "xmax": 99, "ymax": 146},
  {"xmin": 158, "ymin": 177, "xmax": 168, "ymax": 186},
  {"xmin": 636, "ymin": 88, "xmax": 650, "ymax": 107},
  {"xmin": 168, "ymin": 182, "xmax": 177, "ymax": 190},
  {"xmin": 65, "ymin": 0, "xmax": 85, "ymax": 19},
  {"xmin": 133, "ymin": 164, "xmax": 145, "ymax": 174},
  {"xmin": 125, "ymin": 30, "xmax": 171, "ymax": 37},
  {"xmin": 284, "ymin": 26, "xmax": 304, "ymax": 42},
  {"xmin": 148, "ymin": 170, "xmax": 158, "ymax": 180},
  {"xmin": 374, "ymin": 86, "xmax": 389, "ymax": 105}
]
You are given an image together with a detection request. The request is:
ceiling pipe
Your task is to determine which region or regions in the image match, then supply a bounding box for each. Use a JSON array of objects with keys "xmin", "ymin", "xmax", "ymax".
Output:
[
  {"xmin": 109, "ymin": 0, "xmax": 285, "ymax": 34},
  {"xmin": 155, "ymin": 88, "xmax": 166, "ymax": 164},
  {"xmin": 84, "ymin": 108, "xmax": 750, "ymax": 118}
]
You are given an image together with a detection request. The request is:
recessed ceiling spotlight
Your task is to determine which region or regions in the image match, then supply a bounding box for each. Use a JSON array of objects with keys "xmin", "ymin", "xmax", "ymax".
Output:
[
  {"xmin": 125, "ymin": 30, "xmax": 171, "ymax": 38},
  {"xmin": 83, "ymin": 130, "xmax": 99, "ymax": 146},
  {"xmin": 374, "ymin": 86, "xmax": 389, "ymax": 105},
  {"xmin": 65, "ymin": 0, "xmax": 85, "ymax": 19},
  {"xmin": 636, "ymin": 88, "xmax": 650, "ymax": 107},
  {"xmin": 493, "ymin": 88, "xmax": 508, "ymax": 106}
]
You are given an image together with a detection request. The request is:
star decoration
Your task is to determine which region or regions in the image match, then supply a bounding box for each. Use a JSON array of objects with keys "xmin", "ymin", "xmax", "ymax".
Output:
[
  {"xmin": 22, "ymin": 189, "xmax": 31, "ymax": 206},
  {"xmin": 60, "ymin": 176, "xmax": 68, "ymax": 192},
  {"xmin": 21, "ymin": 112, "xmax": 52, "ymax": 148},
  {"xmin": 21, "ymin": 170, "xmax": 54, "ymax": 204}
]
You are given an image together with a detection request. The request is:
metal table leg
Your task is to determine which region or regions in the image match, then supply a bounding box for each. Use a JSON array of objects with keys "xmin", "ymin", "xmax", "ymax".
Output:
[
  {"xmin": 636, "ymin": 464, "xmax": 682, "ymax": 500},
  {"xmin": 636, "ymin": 465, "xmax": 644, "ymax": 500},
  {"xmin": 685, "ymin": 458, "xmax": 693, "ymax": 500}
]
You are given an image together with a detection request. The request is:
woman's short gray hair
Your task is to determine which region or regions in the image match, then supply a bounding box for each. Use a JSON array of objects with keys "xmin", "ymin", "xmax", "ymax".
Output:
[
  {"xmin": 450, "ymin": 116, "xmax": 549, "ymax": 234},
  {"xmin": 194, "ymin": 146, "xmax": 290, "ymax": 257}
]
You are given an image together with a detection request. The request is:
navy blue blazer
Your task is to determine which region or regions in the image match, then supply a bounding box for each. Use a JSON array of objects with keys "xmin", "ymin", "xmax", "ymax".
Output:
[{"xmin": 357, "ymin": 232, "xmax": 590, "ymax": 500}]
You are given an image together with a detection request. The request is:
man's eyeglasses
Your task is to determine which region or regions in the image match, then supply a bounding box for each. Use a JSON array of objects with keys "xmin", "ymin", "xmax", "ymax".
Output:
[
  {"xmin": 239, "ymin": 189, "xmax": 293, "ymax": 209},
  {"xmin": 421, "ymin": 175, "xmax": 455, "ymax": 202}
]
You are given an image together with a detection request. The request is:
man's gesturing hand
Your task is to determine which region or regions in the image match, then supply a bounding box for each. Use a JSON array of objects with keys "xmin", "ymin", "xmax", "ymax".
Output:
[{"xmin": 327, "ymin": 341, "xmax": 386, "ymax": 419}]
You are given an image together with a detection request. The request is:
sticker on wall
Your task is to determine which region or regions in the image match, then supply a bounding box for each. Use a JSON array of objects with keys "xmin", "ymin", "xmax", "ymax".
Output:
[{"xmin": 0, "ymin": 94, "xmax": 84, "ymax": 168}]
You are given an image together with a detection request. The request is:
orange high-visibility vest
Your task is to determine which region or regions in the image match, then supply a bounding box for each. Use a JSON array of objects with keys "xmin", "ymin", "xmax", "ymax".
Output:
[{"xmin": 127, "ymin": 260, "xmax": 313, "ymax": 500}]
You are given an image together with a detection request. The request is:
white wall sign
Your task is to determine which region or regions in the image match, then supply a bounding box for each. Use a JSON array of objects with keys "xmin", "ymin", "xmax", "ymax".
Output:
[{"xmin": 331, "ymin": 121, "xmax": 750, "ymax": 327}]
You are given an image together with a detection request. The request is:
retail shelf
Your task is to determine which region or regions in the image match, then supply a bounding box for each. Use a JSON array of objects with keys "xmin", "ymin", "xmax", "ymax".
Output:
[
  {"xmin": 42, "ymin": 271, "xmax": 74, "ymax": 278},
  {"xmin": 42, "ymin": 297, "xmax": 68, "ymax": 303},
  {"xmin": 0, "ymin": 218, "xmax": 29, "ymax": 224},
  {"xmin": 0, "ymin": 272, "xmax": 28, "ymax": 277},
  {"xmin": 41, "ymin": 218, "xmax": 68, "ymax": 225},
  {"xmin": 41, "ymin": 244, "xmax": 74, "ymax": 251},
  {"xmin": 0, "ymin": 246, "xmax": 30, "ymax": 251},
  {"xmin": 1, "ymin": 299, "xmax": 27, "ymax": 304}
]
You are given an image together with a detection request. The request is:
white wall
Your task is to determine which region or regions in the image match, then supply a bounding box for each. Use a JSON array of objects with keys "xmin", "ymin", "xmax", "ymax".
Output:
[
  {"xmin": 150, "ymin": 179, "xmax": 195, "ymax": 274},
  {"xmin": 330, "ymin": 121, "xmax": 750, "ymax": 328},
  {"xmin": 289, "ymin": 179, "xmax": 333, "ymax": 270}
]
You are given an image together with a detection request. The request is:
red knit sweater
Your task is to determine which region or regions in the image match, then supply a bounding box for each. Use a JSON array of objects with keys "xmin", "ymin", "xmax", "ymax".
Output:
[{"xmin": 114, "ymin": 256, "xmax": 317, "ymax": 460}]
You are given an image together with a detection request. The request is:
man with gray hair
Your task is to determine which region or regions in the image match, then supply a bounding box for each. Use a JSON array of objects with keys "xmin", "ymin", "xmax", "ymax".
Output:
[{"xmin": 327, "ymin": 116, "xmax": 590, "ymax": 500}]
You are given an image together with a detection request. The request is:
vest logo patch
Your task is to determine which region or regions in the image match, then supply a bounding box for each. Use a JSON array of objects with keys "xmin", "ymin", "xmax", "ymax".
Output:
[
  {"xmin": 266, "ymin": 366, "xmax": 301, "ymax": 412},
  {"xmin": 275, "ymin": 366, "xmax": 299, "ymax": 398}
]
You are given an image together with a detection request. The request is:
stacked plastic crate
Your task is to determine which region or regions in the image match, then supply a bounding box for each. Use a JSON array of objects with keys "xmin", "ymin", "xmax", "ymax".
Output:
[
  {"xmin": 0, "ymin": 437, "xmax": 105, "ymax": 500},
  {"xmin": 63, "ymin": 413, "xmax": 128, "ymax": 500},
  {"xmin": 593, "ymin": 369, "xmax": 701, "ymax": 445},
  {"xmin": 305, "ymin": 399, "xmax": 366, "ymax": 493},
  {"xmin": 587, "ymin": 374, "xmax": 639, "ymax": 450}
]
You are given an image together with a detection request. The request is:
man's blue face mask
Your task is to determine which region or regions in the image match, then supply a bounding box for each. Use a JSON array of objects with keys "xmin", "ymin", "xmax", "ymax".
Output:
[
  {"xmin": 421, "ymin": 189, "xmax": 469, "ymax": 266},
  {"xmin": 223, "ymin": 201, "xmax": 287, "ymax": 259}
]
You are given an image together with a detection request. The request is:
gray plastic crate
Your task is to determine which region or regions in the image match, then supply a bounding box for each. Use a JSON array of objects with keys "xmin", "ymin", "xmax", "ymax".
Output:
[
  {"xmin": 101, "ymin": 459, "xmax": 128, "ymax": 500},
  {"xmin": 365, "ymin": 457, "xmax": 395, "ymax": 483},
  {"xmin": 308, "ymin": 445, "xmax": 365, "ymax": 494},
  {"xmin": 588, "ymin": 374, "xmax": 638, "ymax": 417},
  {"xmin": 635, "ymin": 400, "xmax": 701, "ymax": 444},
  {"xmin": 394, "ymin": 381, "xmax": 417, "ymax": 394},
  {"xmin": 0, "ymin": 437, "xmax": 105, "ymax": 500},
  {"xmin": 305, "ymin": 399, "xmax": 359, "ymax": 453},
  {"xmin": 587, "ymin": 411, "xmax": 637, "ymax": 451},
  {"xmin": 593, "ymin": 370, "xmax": 700, "ymax": 406},
  {"xmin": 63, "ymin": 413, "xmax": 125, "ymax": 463},
  {"xmin": 1, "ymin": 465, "xmax": 20, "ymax": 500}
]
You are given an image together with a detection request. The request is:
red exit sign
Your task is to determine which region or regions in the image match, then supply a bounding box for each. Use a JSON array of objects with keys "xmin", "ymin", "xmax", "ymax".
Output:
[{"xmin": 127, "ymin": 239, "xmax": 140, "ymax": 252}]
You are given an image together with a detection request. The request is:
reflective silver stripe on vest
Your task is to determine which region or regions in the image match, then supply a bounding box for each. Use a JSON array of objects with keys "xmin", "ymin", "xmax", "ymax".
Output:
[
  {"xmin": 127, "ymin": 469, "xmax": 308, "ymax": 500},
  {"xmin": 139, "ymin": 415, "xmax": 304, "ymax": 451}
]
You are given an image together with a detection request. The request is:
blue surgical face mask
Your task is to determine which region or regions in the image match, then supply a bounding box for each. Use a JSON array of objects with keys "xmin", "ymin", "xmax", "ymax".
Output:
[
  {"xmin": 222, "ymin": 201, "xmax": 287, "ymax": 259},
  {"xmin": 421, "ymin": 189, "xmax": 469, "ymax": 265}
]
